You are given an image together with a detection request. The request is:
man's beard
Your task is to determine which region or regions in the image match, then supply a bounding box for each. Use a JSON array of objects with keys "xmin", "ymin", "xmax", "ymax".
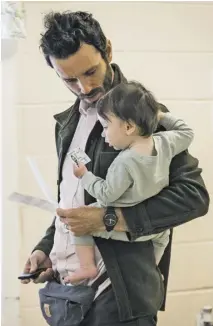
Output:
[{"xmin": 74, "ymin": 62, "xmax": 113, "ymax": 104}]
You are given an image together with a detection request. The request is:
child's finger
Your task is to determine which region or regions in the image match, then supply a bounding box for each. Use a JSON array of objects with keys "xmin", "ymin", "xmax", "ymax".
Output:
[{"xmin": 78, "ymin": 162, "xmax": 85, "ymax": 168}]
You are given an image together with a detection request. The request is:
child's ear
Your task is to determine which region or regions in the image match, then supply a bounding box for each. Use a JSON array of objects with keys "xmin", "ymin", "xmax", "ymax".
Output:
[{"xmin": 125, "ymin": 121, "xmax": 136, "ymax": 136}]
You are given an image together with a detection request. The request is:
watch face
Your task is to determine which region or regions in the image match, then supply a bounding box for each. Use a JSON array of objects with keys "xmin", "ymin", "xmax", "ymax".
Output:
[{"xmin": 104, "ymin": 214, "xmax": 117, "ymax": 227}]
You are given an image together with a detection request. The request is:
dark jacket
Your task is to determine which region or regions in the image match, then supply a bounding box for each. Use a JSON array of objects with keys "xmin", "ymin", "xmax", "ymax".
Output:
[{"xmin": 34, "ymin": 63, "xmax": 209, "ymax": 321}]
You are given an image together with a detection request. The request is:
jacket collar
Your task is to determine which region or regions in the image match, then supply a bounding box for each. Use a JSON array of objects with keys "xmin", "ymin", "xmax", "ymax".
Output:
[{"xmin": 53, "ymin": 63, "xmax": 127, "ymax": 127}]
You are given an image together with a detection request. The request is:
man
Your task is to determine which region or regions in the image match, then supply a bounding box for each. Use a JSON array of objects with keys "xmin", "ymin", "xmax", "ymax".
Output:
[{"xmin": 21, "ymin": 11, "xmax": 209, "ymax": 326}]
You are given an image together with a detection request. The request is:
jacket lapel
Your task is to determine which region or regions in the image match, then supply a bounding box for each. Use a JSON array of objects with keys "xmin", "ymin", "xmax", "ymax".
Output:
[{"xmin": 54, "ymin": 100, "xmax": 80, "ymax": 183}]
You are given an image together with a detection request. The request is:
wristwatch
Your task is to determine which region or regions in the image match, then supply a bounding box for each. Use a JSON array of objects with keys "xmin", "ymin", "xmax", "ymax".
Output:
[{"xmin": 103, "ymin": 207, "xmax": 118, "ymax": 232}]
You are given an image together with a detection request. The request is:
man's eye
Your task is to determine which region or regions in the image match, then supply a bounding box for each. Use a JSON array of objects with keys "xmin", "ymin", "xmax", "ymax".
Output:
[
  {"xmin": 66, "ymin": 79, "xmax": 77, "ymax": 83},
  {"xmin": 85, "ymin": 69, "xmax": 96, "ymax": 76}
]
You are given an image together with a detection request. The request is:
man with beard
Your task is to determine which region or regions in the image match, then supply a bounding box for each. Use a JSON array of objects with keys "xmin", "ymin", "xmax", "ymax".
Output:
[{"xmin": 21, "ymin": 11, "xmax": 209, "ymax": 326}]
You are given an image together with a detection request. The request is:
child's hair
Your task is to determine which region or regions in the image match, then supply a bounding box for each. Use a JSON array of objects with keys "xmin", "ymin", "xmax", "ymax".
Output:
[{"xmin": 96, "ymin": 81, "xmax": 159, "ymax": 137}]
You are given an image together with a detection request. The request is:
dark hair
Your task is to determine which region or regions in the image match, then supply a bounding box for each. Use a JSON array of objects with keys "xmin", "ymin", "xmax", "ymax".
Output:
[
  {"xmin": 97, "ymin": 81, "xmax": 159, "ymax": 137},
  {"xmin": 40, "ymin": 11, "xmax": 107, "ymax": 67}
]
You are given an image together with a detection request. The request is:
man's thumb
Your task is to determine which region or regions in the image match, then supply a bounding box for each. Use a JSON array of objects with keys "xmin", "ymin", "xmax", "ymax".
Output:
[
  {"xmin": 56, "ymin": 208, "xmax": 65, "ymax": 217},
  {"xmin": 29, "ymin": 257, "xmax": 38, "ymax": 273}
]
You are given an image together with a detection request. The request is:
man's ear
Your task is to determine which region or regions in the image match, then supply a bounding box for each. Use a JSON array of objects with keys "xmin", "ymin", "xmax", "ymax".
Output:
[{"xmin": 106, "ymin": 39, "xmax": 112, "ymax": 62}]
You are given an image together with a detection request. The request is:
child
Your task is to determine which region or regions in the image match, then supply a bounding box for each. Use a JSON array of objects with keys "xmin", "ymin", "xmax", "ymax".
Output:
[{"xmin": 62, "ymin": 81, "xmax": 194, "ymax": 284}]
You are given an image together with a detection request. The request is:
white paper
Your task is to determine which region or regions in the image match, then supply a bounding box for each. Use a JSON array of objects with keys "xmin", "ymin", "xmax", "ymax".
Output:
[
  {"xmin": 26, "ymin": 156, "xmax": 55, "ymax": 203},
  {"xmin": 8, "ymin": 156, "xmax": 58, "ymax": 213},
  {"xmin": 8, "ymin": 192, "xmax": 57, "ymax": 213}
]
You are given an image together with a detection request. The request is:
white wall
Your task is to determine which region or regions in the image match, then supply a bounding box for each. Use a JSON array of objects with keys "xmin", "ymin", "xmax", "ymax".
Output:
[
  {"xmin": 3, "ymin": 2, "xmax": 213, "ymax": 326},
  {"xmin": 1, "ymin": 40, "xmax": 21, "ymax": 326}
]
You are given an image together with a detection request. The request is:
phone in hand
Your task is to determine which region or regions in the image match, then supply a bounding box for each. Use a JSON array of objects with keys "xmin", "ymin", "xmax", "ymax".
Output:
[{"xmin": 18, "ymin": 268, "xmax": 47, "ymax": 280}]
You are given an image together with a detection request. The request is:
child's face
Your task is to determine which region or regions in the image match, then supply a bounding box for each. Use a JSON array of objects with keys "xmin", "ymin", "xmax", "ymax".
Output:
[{"xmin": 98, "ymin": 113, "xmax": 132, "ymax": 150}]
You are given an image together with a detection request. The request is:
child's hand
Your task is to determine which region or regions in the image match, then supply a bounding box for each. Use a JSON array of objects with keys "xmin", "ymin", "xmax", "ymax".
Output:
[{"xmin": 73, "ymin": 162, "xmax": 88, "ymax": 178}]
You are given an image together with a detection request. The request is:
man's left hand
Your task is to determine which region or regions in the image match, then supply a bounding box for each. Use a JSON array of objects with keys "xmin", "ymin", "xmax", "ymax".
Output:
[{"xmin": 56, "ymin": 206, "xmax": 105, "ymax": 236}]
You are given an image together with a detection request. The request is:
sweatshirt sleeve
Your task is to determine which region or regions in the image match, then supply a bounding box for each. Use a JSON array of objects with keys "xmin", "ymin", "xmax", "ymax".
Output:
[
  {"xmin": 81, "ymin": 158, "xmax": 133, "ymax": 205},
  {"xmin": 158, "ymin": 113, "xmax": 194, "ymax": 157}
]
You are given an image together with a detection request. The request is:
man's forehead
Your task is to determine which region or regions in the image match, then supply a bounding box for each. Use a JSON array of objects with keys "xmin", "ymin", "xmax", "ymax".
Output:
[{"xmin": 50, "ymin": 43, "xmax": 102, "ymax": 78}]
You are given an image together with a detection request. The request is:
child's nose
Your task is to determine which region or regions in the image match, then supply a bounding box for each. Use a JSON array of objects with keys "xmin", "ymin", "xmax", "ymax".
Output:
[{"xmin": 101, "ymin": 130, "xmax": 106, "ymax": 137}]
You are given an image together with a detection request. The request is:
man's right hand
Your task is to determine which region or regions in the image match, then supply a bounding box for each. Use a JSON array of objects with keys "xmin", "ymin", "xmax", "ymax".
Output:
[{"xmin": 21, "ymin": 250, "xmax": 53, "ymax": 284}]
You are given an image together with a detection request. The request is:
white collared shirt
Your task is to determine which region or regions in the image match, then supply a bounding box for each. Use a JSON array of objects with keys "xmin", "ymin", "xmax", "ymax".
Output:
[
  {"xmin": 50, "ymin": 101, "xmax": 110, "ymax": 298},
  {"xmin": 59, "ymin": 103, "xmax": 98, "ymax": 209}
]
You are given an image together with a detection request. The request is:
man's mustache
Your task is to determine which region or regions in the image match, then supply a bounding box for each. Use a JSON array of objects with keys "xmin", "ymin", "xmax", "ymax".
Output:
[{"xmin": 79, "ymin": 87, "xmax": 104, "ymax": 100}]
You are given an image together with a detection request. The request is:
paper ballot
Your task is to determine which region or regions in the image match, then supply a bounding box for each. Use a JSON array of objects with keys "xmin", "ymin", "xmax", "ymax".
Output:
[
  {"xmin": 8, "ymin": 192, "xmax": 57, "ymax": 213},
  {"xmin": 8, "ymin": 156, "xmax": 57, "ymax": 213},
  {"xmin": 26, "ymin": 156, "xmax": 55, "ymax": 203},
  {"xmin": 8, "ymin": 150, "xmax": 90, "ymax": 212}
]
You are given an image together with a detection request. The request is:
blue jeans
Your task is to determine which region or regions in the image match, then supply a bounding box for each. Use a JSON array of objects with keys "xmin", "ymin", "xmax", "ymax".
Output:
[{"xmin": 80, "ymin": 286, "xmax": 157, "ymax": 326}]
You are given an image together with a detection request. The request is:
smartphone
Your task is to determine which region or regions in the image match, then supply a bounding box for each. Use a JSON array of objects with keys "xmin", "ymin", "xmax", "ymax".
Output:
[{"xmin": 18, "ymin": 268, "xmax": 47, "ymax": 280}]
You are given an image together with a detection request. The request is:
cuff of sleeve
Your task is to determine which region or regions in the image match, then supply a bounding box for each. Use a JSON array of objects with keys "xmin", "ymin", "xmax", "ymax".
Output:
[
  {"xmin": 121, "ymin": 204, "xmax": 153, "ymax": 242},
  {"xmin": 32, "ymin": 245, "xmax": 51, "ymax": 257}
]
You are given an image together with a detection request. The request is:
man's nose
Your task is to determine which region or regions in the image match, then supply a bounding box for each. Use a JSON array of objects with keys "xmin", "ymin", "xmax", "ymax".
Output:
[{"xmin": 78, "ymin": 80, "xmax": 93, "ymax": 95}]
